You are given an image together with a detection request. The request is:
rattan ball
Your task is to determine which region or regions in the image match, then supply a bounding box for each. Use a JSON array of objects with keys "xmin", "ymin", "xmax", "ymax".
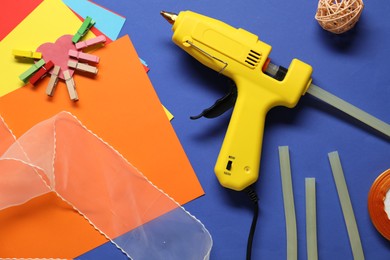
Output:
[{"xmin": 315, "ymin": 0, "xmax": 364, "ymax": 34}]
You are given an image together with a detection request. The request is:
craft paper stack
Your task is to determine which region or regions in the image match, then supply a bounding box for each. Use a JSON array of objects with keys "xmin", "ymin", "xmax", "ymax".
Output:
[{"xmin": 0, "ymin": 0, "xmax": 206, "ymax": 258}]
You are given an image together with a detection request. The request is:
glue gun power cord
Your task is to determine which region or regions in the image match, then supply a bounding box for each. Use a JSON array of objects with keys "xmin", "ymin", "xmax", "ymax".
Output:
[{"xmin": 245, "ymin": 185, "xmax": 259, "ymax": 260}]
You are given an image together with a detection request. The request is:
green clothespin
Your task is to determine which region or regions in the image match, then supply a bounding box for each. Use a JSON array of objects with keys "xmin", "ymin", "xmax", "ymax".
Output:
[
  {"xmin": 18, "ymin": 59, "xmax": 45, "ymax": 83},
  {"xmin": 72, "ymin": 16, "xmax": 96, "ymax": 43}
]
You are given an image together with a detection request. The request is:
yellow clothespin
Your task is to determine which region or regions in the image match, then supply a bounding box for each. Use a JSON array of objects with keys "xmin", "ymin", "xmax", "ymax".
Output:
[{"xmin": 13, "ymin": 49, "xmax": 42, "ymax": 59}]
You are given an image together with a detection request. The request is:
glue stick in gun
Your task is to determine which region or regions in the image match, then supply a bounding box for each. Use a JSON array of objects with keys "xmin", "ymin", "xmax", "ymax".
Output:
[{"xmin": 161, "ymin": 11, "xmax": 390, "ymax": 191}]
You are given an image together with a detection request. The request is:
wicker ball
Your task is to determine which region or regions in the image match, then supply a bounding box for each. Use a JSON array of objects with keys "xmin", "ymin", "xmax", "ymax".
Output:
[{"xmin": 315, "ymin": 0, "xmax": 364, "ymax": 34}]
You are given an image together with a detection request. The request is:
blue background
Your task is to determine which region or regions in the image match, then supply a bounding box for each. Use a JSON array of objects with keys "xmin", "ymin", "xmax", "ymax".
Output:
[{"xmin": 78, "ymin": 1, "xmax": 390, "ymax": 259}]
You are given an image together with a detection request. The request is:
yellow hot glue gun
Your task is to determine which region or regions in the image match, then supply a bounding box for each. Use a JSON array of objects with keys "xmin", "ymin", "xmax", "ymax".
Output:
[{"xmin": 161, "ymin": 10, "xmax": 390, "ymax": 191}]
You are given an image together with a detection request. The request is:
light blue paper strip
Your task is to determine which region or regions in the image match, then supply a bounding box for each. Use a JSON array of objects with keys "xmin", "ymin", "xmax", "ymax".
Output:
[
  {"xmin": 140, "ymin": 58, "xmax": 148, "ymax": 67},
  {"xmin": 62, "ymin": 0, "xmax": 126, "ymax": 40}
]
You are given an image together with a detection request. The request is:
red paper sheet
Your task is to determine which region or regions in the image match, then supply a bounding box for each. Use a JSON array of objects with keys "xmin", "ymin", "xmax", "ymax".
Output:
[{"xmin": 0, "ymin": 0, "xmax": 43, "ymax": 41}]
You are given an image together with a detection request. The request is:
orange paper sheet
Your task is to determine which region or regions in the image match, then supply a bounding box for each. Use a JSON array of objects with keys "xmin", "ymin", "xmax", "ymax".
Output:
[
  {"xmin": 0, "ymin": 35, "xmax": 204, "ymax": 205},
  {"xmin": 0, "ymin": 35, "xmax": 204, "ymax": 258},
  {"xmin": 0, "ymin": 193, "xmax": 109, "ymax": 258},
  {"xmin": 0, "ymin": 117, "xmax": 15, "ymax": 155}
]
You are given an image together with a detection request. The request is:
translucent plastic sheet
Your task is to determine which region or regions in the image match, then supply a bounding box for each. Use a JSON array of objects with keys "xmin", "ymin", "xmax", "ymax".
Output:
[{"xmin": 0, "ymin": 111, "xmax": 212, "ymax": 259}]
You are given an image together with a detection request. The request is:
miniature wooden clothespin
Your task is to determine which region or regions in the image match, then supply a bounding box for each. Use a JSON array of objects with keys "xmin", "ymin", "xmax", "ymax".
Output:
[
  {"xmin": 72, "ymin": 16, "xmax": 96, "ymax": 43},
  {"xmin": 46, "ymin": 65, "xmax": 61, "ymax": 96},
  {"xmin": 68, "ymin": 60, "xmax": 98, "ymax": 75},
  {"xmin": 29, "ymin": 60, "xmax": 54, "ymax": 85},
  {"xmin": 13, "ymin": 50, "xmax": 42, "ymax": 59},
  {"xmin": 68, "ymin": 49, "xmax": 100, "ymax": 63},
  {"xmin": 18, "ymin": 59, "xmax": 46, "ymax": 83},
  {"xmin": 75, "ymin": 35, "xmax": 106, "ymax": 50},
  {"xmin": 63, "ymin": 70, "xmax": 78, "ymax": 101}
]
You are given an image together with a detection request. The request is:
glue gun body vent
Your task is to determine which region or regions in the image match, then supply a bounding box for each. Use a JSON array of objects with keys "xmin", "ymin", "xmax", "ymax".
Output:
[{"xmin": 245, "ymin": 50, "xmax": 261, "ymax": 68}]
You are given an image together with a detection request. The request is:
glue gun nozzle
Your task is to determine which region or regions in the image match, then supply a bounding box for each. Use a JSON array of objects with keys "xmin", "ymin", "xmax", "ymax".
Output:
[{"xmin": 160, "ymin": 11, "xmax": 178, "ymax": 25}]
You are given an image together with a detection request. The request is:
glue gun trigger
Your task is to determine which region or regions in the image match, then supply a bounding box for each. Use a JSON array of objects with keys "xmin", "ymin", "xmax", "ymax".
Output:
[{"xmin": 190, "ymin": 87, "xmax": 237, "ymax": 120}]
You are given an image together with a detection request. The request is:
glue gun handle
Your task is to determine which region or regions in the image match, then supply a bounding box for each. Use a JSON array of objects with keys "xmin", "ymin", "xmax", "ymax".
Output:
[
  {"xmin": 214, "ymin": 59, "xmax": 313, "ymax": 191},
  {"xmin": 214, "ymin": 80, "xmax": 272, "ymax": 191}
]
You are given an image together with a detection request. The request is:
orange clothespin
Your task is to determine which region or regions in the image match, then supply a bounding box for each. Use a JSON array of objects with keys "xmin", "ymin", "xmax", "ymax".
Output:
[
  {"xmin": 63, "ymin": 70, "xmax": 78, "ymax": 101},
  {"xmin": 29, "ymin": 60, "xmax": 54, "ymax": 85},
  {"xmin": 68, "ymin": 49, "xmax": 99, "ymax": 63},
  {"xmin": 68, "ymin": 60, "xmax": 98, "ymax": 75},
  {"xmin": 46, "ymin": 65, "xmax": 60, "ymax": 96}
]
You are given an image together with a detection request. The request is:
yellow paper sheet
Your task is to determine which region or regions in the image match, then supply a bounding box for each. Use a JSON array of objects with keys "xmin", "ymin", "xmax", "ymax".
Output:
[
  {"xmin": 0, "ymin": 0, "xmax": 94, "ymax": 97},
  {"xmin": 163, "ymin": 105, "xmax": 174, "ymax": 121}
]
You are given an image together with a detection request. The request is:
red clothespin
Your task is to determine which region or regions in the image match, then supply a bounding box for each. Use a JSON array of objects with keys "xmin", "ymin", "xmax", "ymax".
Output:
[
  {"xmin": 69, "ymin": 49, "xmax": 100, "ymax": 64},
  {"xmin": 75, "ymin": 35, "xmax": 106, "ymax": 50},
  {"xmin": 29, "ymin": 60, "xmax": 54, "ymax": 85}
]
